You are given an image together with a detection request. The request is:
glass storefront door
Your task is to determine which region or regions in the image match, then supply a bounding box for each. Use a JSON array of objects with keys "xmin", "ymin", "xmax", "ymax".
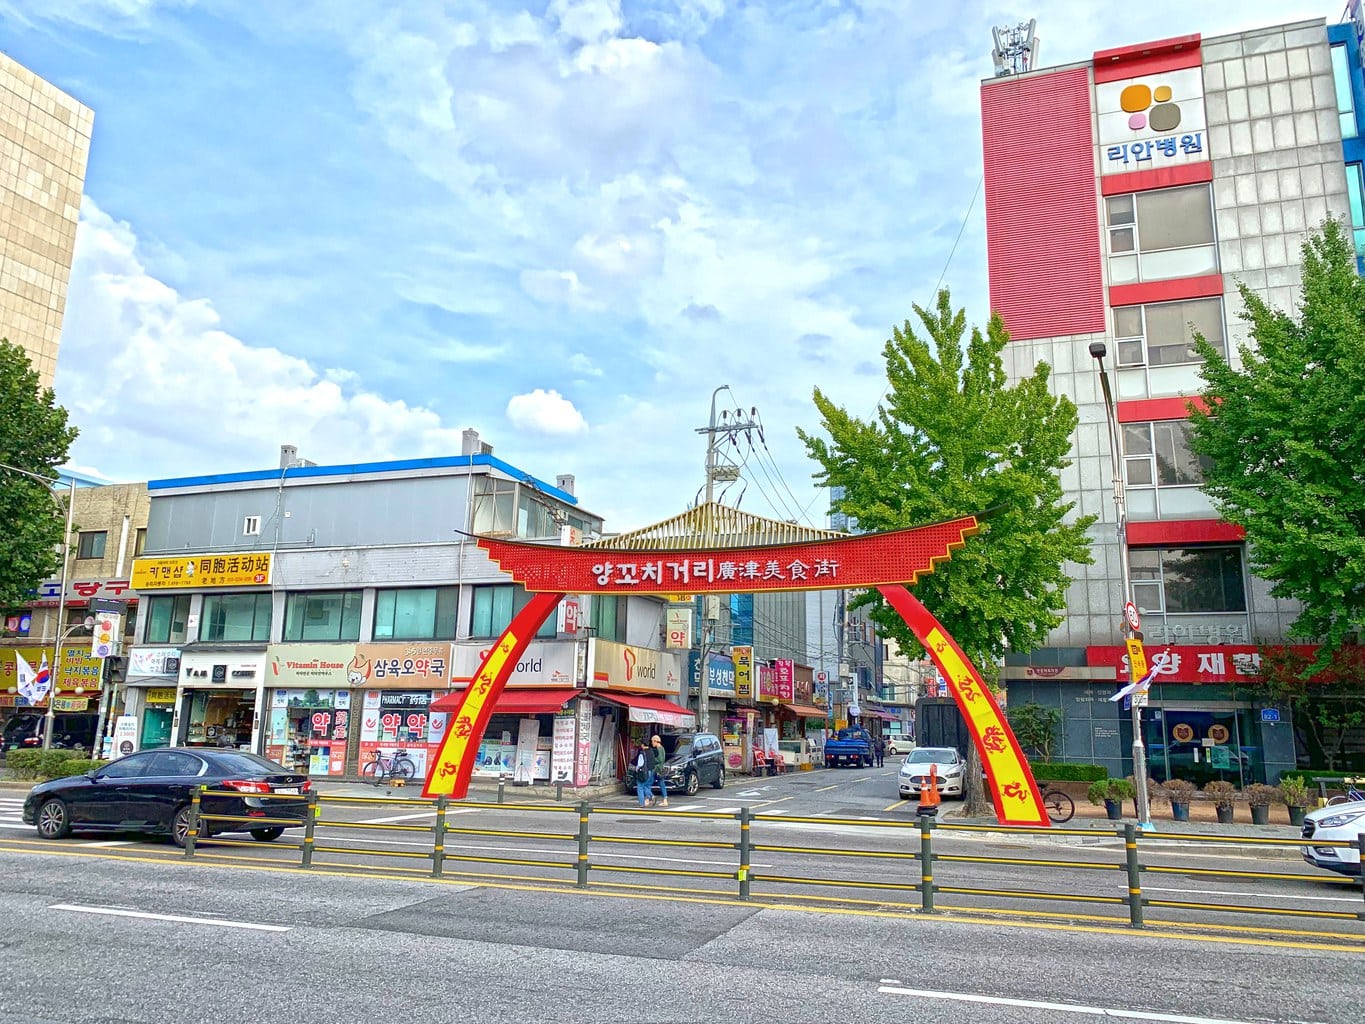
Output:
[{"xmin": 1145, "ymin": 706, "xmax": 1261, "ymax": 787}]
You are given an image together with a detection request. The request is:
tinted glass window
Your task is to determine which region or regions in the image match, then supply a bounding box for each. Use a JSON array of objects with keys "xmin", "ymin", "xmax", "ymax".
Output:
[
  {"xmin": 283, "ymin": 590, "xmax": 363, "ymax": 642},
  {"xmin": 908, "ymin": 748, "xmax": 956, "ymax": 764},
  {"xmin": 100, "ymin": 753, "xmax": 157, "ymax": 779},
  {"xmin": 201, "ymin": 593, "xmax": 272, "ymax": 642},
  {"xmin": 146, "ymin": 751, "xmax": 204, "ymax": 777},
  {"xmin": 374, "ymin": 587, "xmax": 458, "ymax": 640},
  {"xmin": 207, "ymin": 751, "xmax": 290, "ymax": 776}
]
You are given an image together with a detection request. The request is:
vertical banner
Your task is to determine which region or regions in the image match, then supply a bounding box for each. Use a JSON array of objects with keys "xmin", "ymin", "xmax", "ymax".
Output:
[
  {"xmin": 772, "ymin": 659, "xmax": 794, "ymax": 701},
  {"xmin": 551, "ymin": 714, "xmax": 576, "ymax": 784},
  {"xmin": 574, "ymin": 697, "xmax": 593, "ymax": 787},
  {"xmin": 514, "ymin": 718, "xmax": 539, "ymax": 784},
  {"xmin": 665, "ymin": 605, "xmax": 693, "ymax": 649},
  {"xmin": 732, "ymin": 645, "xmax": 753, "ymax": 699}
]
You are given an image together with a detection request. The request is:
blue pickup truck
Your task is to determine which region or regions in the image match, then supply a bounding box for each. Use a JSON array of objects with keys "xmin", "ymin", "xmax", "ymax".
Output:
[{"xmin": 822, "ymin": 727, "xmax": 874, "ymax": 768}]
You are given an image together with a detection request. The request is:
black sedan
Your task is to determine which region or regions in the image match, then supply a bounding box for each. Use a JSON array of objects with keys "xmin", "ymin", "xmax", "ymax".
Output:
[{"xmin": 23, "ymin": 747, "xmax": 309, "ymax": 847}]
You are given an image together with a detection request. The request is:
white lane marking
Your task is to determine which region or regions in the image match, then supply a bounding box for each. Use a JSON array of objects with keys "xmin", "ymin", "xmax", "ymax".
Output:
[
  {"xmin": 83, "ymin": 840, "xmax": 136, "ymax": 848},
  {"xmin": 356, "ymin": 810, "xmax": 438, "ymax": 824},
  {"xmin": 50, "ymin": 904, "xmax": 290, "ymax": 932},
  {"xmin": 879, "ymin": 986, "xmax": 1286, "ymax": 1024}
]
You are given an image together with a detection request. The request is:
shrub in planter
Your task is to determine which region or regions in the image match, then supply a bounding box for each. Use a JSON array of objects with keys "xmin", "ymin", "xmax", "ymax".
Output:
[
  {"xmin": 1029, "ymin": 763, "xmax": 1109, "ymax": 783},
  {"xmin": 37, "ymin": 749, "xmax": 82, "ymax": 780},
  {"xmin": 1205, "ymin": 780, "xmax": 1237, "ymax": 823},
  {"xmin": 1278, "ymin": 775, "xmax": 1310, "ymax": 826},
  {"xmin": 4, "ymin": 749, "xmax": 42, "ymax": 780},
  {"xmin": 47, "ymin": 758, "xmax": 104, "ymax": 779},
  {"xmin": 1087, "ymin": 778, "xmax": 1136, "ymax": 820},
  {"xmin": 1243, "ymin": 783, "xmax": 1279, "ymax": 825},
  {"xmin": 1160, "ymin": 778, "xmax": 1197, "ymax": 821}
]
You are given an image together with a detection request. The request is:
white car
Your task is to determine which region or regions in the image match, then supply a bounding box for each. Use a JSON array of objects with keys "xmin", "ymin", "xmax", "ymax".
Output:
[
  {"xmin": 1300, "ymin": 799, "xmax": 1365, "ymax": 877},
  {"xmin": 898, "ymin": 746, "xmax": 965, "ymax": 799},
  {"xmin": 885, "ymin": 736, "xmax": 916, "ymax": 756}
]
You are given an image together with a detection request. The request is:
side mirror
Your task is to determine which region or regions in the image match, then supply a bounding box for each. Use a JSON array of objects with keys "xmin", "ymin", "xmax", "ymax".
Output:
[{"xmin": 85, "ymin": 770, "xmax": 99, "ymax": 781}]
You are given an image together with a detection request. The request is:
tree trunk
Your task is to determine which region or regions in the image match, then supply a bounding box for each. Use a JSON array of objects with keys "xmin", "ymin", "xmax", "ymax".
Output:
[{"xmin": 962, "ymin": 742, "xmax": 991, "ymax": 818}]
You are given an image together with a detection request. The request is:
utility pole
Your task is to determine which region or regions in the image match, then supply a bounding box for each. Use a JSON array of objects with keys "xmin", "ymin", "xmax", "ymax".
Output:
[{"xmin": 695, "ymin": 385, "xmax": 762, "ymax": 505}]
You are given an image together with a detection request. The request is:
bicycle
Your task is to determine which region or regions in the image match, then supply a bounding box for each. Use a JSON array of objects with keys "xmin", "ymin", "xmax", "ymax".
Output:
[
  {"xmin": 362, "ymin": 748, "xmax": 416, "ymax": 784},
  {"xmin": 1041, "ymin": 786, "xmax": 1075, "ymax": 823},
  {"xmin": 1326, "ymin": 777, "xmax": 1364, "ymax": 805}
]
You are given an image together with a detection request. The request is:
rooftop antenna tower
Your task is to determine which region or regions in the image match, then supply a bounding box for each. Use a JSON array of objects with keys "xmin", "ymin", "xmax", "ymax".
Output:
[{"xmin": 992, "ymin": 19, "xmax": 1040, "ymax": 77}]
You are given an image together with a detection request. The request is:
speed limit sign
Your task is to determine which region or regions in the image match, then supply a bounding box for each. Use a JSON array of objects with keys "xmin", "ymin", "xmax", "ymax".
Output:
[{"xmin": 1123, "ymin": 601, "xmax": 1141, "ymax": 632}]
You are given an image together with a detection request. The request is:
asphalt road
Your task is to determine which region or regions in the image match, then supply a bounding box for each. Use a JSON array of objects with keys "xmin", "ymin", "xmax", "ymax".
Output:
[{"xmin": 0, "ymin": 849, "xmax": 1362, "ymax": 1024}]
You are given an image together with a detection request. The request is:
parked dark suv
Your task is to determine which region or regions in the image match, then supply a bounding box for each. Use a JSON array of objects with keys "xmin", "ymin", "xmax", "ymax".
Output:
[{"xmin": 625, "ymin": 732, "xmax": 726, "ymax": 796}]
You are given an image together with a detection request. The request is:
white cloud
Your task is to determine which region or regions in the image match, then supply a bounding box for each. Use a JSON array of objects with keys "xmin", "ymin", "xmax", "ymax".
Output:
[
  {"xmin": 549, "ymin": 0, "xmax": 621, "ymax": 44},
  {"xmin": 567, "ymin": 353, "xmax": 603, "ymax": 377},
  {"xmin": 505, "ymin": 389, "xmax": 589, "ymax": 436}
]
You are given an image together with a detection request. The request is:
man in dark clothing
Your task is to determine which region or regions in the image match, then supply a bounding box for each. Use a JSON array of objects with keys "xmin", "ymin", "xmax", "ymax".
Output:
[{"xmin": 874, "ymin": 736, "xmax": 886, "ymax": 767}]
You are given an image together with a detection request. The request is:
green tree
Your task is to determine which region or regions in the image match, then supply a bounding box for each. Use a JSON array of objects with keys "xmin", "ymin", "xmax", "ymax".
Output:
[
  {"xmin": 1007, "ymin": 701, "xmax": 1064, "ymax": 762},
  {"xmin": 1189, "ymin": 220, "xmax": 1365, "ymax": 658},
  {"xmin": 1188, "ymin": 221, "xmax": 1365, "ymax": 766},
  {"xmin": 0, "ymin": 339, "xmax": 79, "ymax": 606},
  {"xmin": 799, "ymin": 289, "xmax": 1095, "ymax": 815},
  {"xmin": 798, "ymin": 288, "xmax": 1095, "ymax": 667}
]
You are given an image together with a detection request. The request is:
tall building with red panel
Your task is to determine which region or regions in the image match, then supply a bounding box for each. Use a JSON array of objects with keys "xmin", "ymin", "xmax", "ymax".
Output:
[{"xmin": 984, "ymin": 18, "xmax": 1363, "ymax": 783}]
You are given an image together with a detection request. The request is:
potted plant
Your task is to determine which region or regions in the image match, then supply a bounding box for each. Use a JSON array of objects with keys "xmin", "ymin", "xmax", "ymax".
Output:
[
  {"xmin": 1205, "ymin": 780, "xmax": 1237, "ymax": 823},
  {"xmin": 1279, "ymin": 775, "xmax": 1310, "ymax": 827},
  {"xmin": 1160, "ymin": 778, "xmax": 1197, "ymax": 821},
  {"xmin": 1244, "ymin": 783, "xmax": 1279, "ymax": 825},
  {"xmin": 1087, "ymin": 778, "xmax": 1135, "ymax": 820}
]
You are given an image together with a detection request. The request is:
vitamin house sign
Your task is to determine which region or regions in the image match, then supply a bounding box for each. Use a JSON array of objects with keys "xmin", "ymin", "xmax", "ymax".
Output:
[{"xmin": 422, "ymin": 504, "xmax": 1047, "ymax": 827}]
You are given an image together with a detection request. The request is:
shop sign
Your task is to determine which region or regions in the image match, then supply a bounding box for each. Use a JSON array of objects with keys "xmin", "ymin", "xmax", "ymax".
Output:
[
  {"xmin": 30, "ymin": 578, "xmax": 136, "ymax": 608},
  {"xmin": 451, "ymin": 641, "xmax": 574, "ymax": 687},
  {"xmin": 128, "ymin": 647, "xmax": 181, "ymax": 678},
  {"xmin": 348, "ymin": 643, "xmax": 452, "ymax": 686},
  {"xmin": 771, "ymin": 659, "xmax": 794, "ymax": 701},
  {"xmin": 1086, "ymin": 644, "xmax": 1306, "ymax": 684},
  {"xmin": 111, "ymin": 715, "xmax": 138, "ymax": 758},
  {"xmin": 0, "ymin": 646, "xmax": 103, "ymax": 701},
  {"xmin": 692, "ymin": 651, "xmax": 735, "ymax": 697},
  {"xmin": 757, "ymin": 661, "xmax": 776, "ymax": 701},
  {"xmin": 146, "ymin": 687, "xmax": 177, "ymax": 705},
  {"xmin": 266, "ymin": 644, "xmax": 354, "ymax": 687},
  {"xmin": 1095, "ymin": 66, "xmax": 1207, "ymax": 176},
  {"xmin": 559, "ymin": 597, "xmax": 581, "ymax": 636},
  {"xmin": 52, "ymin": 696, "xmax": 89, "ymax": 711},
  {"xmin": 793, "ymin": 670, "xmax": 813, "ymax": 704},
  {"xmin": 550, "ymin": 715, "xmax": 576, "ymax": 784},
  {"xmin": 180, "ymin": 653, "xmax": 262, "ymax": 686},
  {"xmin": 574, "ymin": 698, "xmax": 593, "ymax": 786},
  {"xmin": 664, "ymin": 606, "xmax": 693, "ymax": 649},
  {"xmin": 131, "ymin": 552, "xmax": 272, "ymax": 591},
  {"xmin": 732, "ymin": 646, "xmax": 753, "ymax": 699},
  {"xmin": 271, "ymin": 688, "xmax": 351, "ymax": 709},
  {"xmin": 359, "ymin": 689, "xmax": 434, "ymax": 777},
  {"xmin": 589, "ymin": 639, "xmax": 682, "ymax": 695}
]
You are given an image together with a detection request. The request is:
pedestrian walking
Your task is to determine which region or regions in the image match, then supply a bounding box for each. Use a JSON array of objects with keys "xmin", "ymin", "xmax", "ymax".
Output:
[
  {"xmin": 874, "ymin": 736, "xmax": 886, "ymax": 767},
  {"xmin": 650, "ymin": 734, "xmax": 669, "ymax": 807},
  {"xmin": 634, "ymin": 740, "xmax": 654, "ymax": 807}
]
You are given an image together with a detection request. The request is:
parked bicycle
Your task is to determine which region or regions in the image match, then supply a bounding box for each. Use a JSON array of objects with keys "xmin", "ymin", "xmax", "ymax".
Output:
[
  {"xmin": 1326, "ymin": 777, "xmax": 1364, "ymax": 805},
  {"xmin": 362, "ymin": 748, "xmax": 416, "ymax": 783},
  {"xmin": 1041, "ymin": 786, "xmax": 1075, "ymax": 823}
]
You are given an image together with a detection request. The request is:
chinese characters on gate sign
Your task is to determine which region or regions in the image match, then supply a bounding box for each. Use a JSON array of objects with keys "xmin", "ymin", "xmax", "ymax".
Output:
[{"xmin": 591, "ymin": 557, "xmax": 840, "ymax": 587}]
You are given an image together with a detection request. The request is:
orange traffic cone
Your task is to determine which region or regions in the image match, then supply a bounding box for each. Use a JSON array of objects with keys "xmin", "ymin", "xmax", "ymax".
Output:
[{"xmin": 917, "ymin": 763, "xmax": 942, "ymax": 817}]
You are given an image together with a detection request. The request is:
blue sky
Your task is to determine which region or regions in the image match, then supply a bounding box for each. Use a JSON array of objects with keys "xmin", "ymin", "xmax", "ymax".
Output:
[{"xmin": 1, "ymin": 0, "xmax": 1330, "ymax": 532}]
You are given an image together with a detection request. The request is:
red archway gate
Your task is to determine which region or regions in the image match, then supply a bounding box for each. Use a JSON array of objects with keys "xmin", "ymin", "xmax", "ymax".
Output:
[{"xmin": 423, "ymin": 504, "xmax": 1047, "ymax": 826}]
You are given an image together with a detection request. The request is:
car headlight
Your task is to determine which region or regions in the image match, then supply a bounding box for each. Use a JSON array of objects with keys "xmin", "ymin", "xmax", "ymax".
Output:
[
  {"xmin": 1318, "ymin": 810, "xmax": 1365, "ymax": 829},
  {"xmin": 941, "ymin": 767, "xmax": 963, "ymax": 777}
]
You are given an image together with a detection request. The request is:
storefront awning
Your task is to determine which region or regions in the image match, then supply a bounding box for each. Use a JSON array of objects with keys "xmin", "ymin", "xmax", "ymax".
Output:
[
  {"xmin": 780, "ymin": 702, "xmax": 830, "ymax": 718},
  {"xmin": 596, "ymin": 692, "xmax": 695, "ymax": 728},
  {"xmin": 431, "ymin": 687, "xmax": 580, "ymax": 714}
]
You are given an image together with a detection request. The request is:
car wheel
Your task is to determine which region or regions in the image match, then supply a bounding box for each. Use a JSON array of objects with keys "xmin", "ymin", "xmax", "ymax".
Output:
[
  {"xmin": 684, "ymin": 771, "xmax": 700, "ymax": 796},
  {"xmin": 899, "ymin": 792, "xmax": 911, "ymax": 800},
  {"xmin": 712, "ymin": 767, "xmax": 725, "ymax": 790},
  {"xmin": 171, "ymin": 804, "xmax": 194, "ymax": 849},
  {"xmin": 250, "ymin": 827, "xmax": 285, "ymax": 842},
  {"xmin": 36, "ymin": 799, "xmax": 70, "ymax": 840}
]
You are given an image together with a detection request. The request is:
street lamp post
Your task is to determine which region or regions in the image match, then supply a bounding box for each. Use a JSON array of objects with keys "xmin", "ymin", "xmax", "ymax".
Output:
[
  {"xmin": 1087, "ymin": 343, "xmax": 1154, "ymax": 832},
  {"xmin": 0, "ymin": 463, "xmax": 76, "ymax": 750}
]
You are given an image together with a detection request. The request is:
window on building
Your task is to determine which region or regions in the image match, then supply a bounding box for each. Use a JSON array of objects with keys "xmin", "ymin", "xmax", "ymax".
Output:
[
  {"xmin": 1129, "ymin": 546, "xmax": 1247, "ymax": 615},
  {"xmin": 200, "ymin": 593, "xmax": 272, "ymax": 642},
  {"xmin": 590, "ymin": 595, "xmax": 624, "ymax": 643},
  {"xmin": 143, "ymin": 594, "xmax": 191, "ymax": 644},
  {"xmin": 1122, "ymin": 420, "xmax": 1212, "ymax": 488},
  {"xmin": 1332, "ymin": 44, "xmax": 1359, "ymax": 140},
  {"xmin": 471, "ymin": 477, "xmax": 516, "ymax": 535},
  {"xmin": 470, "ymin": 585, "xmax": 556, "ymax": 639},
  {"xmin": 1114, "ymin": 297, "xmax": 1226, "ymax": 367},
  {"xmin": 1105, "ymin": 184, "xmax": 1217, "ymax": 284},
  {"xmin": 283, "ymin": 590, "xmax": 363, "ymax": 642},
  {"xmin": 517, "ymin": 491, "xmax": 561, "ymax": 539},
  {"xmin": 242, "ymin": 515, "xmax": 261, "ymax": 536},
  {"xmin": 373, "ymin": 587, "xmax": 457, "ymax": 640},
  {"xmin": 76, "ymin": 531, "xmax": 107, "ymax": 560},
  {"xmin": 1347, "ymin": 162, "xmax": 1365, "ymax": 263},
  {"xmin": 133, "ymin": 528, "xmax": 147, "ymax": 557}
]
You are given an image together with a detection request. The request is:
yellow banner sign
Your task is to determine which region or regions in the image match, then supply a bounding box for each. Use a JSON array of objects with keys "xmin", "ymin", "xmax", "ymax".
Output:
[
  {"xmin": 146, "ymin": 687, "xmax": 177, "ymax": 704},
  {"xmin": 1126, "ymin": 637, "xmax": 1147, "ymax": 683},
  {"xmin": 131, "ymin": 553, "xmax": 272, "ymax": 591},
  {"xmin": 732, "ymin": 646, "xmax": 753, "ymax": 699}
]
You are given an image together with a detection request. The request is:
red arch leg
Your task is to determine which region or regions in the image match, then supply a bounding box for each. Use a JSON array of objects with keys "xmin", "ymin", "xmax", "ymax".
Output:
[
  {"xmin": 877, "ymin": 584, "xmax": 1048, "ymax": 826},
  {"xmin": 423, "ymin": 591, "xmax": 564, "ymax": 799}
]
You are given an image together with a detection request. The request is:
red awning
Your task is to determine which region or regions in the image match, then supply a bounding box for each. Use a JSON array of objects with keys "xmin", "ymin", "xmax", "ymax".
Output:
[
  {"xmin": 780, "ymin": 703, "xmax": 829, "ymax": 718},
  {"xmin": 431, "ymin": 687, "xmax": 580, "ymax": 714},
  {"xmin": 595, "ymin": 692, "xmax": 695, "ymax": 728}
]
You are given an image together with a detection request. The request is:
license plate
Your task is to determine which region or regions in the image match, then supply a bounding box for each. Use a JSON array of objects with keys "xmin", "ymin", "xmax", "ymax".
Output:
[{"xmin": 274, "ymin": 787, "xmax": 299, "ymax": 795}]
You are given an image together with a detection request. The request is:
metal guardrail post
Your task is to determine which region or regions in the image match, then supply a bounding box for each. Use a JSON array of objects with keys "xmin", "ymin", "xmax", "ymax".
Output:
[
  {"xmin": 1123, "ymin": 823, "xmax": 1144, "ymax": 928},
  {"xmin": 498, "ymin": 773, "xmax": 507, "ymax": 804},
  {"xmin": 432, "ymin": 796, "xmax": 448, "ymax": 877},
  {"xmin": 1358, "ymin": 834, "xmax": 1364, "ymax": 920},
  {"xmin": 576, "ymin": 801, "xmax": 591, "ymax": 888},
  {"xmin": 555, "ymin": 773, "xmax": 566, "ymax": 802},
  {"xmin": 918, "ymin": 815, "xmax": 935, "ymax": 913},
  {"xmin": 185, "ymin": 787, "xmax": 202, "ymax": 858},
  {"xmin": 738, "ymin": 807, "xmax": 751, "ymax": 900},
  {"xmin": 301, "ymin": 789, "xmax": 318, "ymax": 869}
]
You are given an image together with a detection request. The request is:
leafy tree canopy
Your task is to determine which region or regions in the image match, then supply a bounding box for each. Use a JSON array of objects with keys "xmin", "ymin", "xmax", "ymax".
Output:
[
  {"xmin": 0, "ymin": 339, "xmax": 79, "ymax": 606},
  {"xmin": 1189, "ymin": 220, "xmax": 1365, "ymax": 660},
  {"xmin": 797, "ymin": 288, "xmax": 1095, "ymax": 668}
]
